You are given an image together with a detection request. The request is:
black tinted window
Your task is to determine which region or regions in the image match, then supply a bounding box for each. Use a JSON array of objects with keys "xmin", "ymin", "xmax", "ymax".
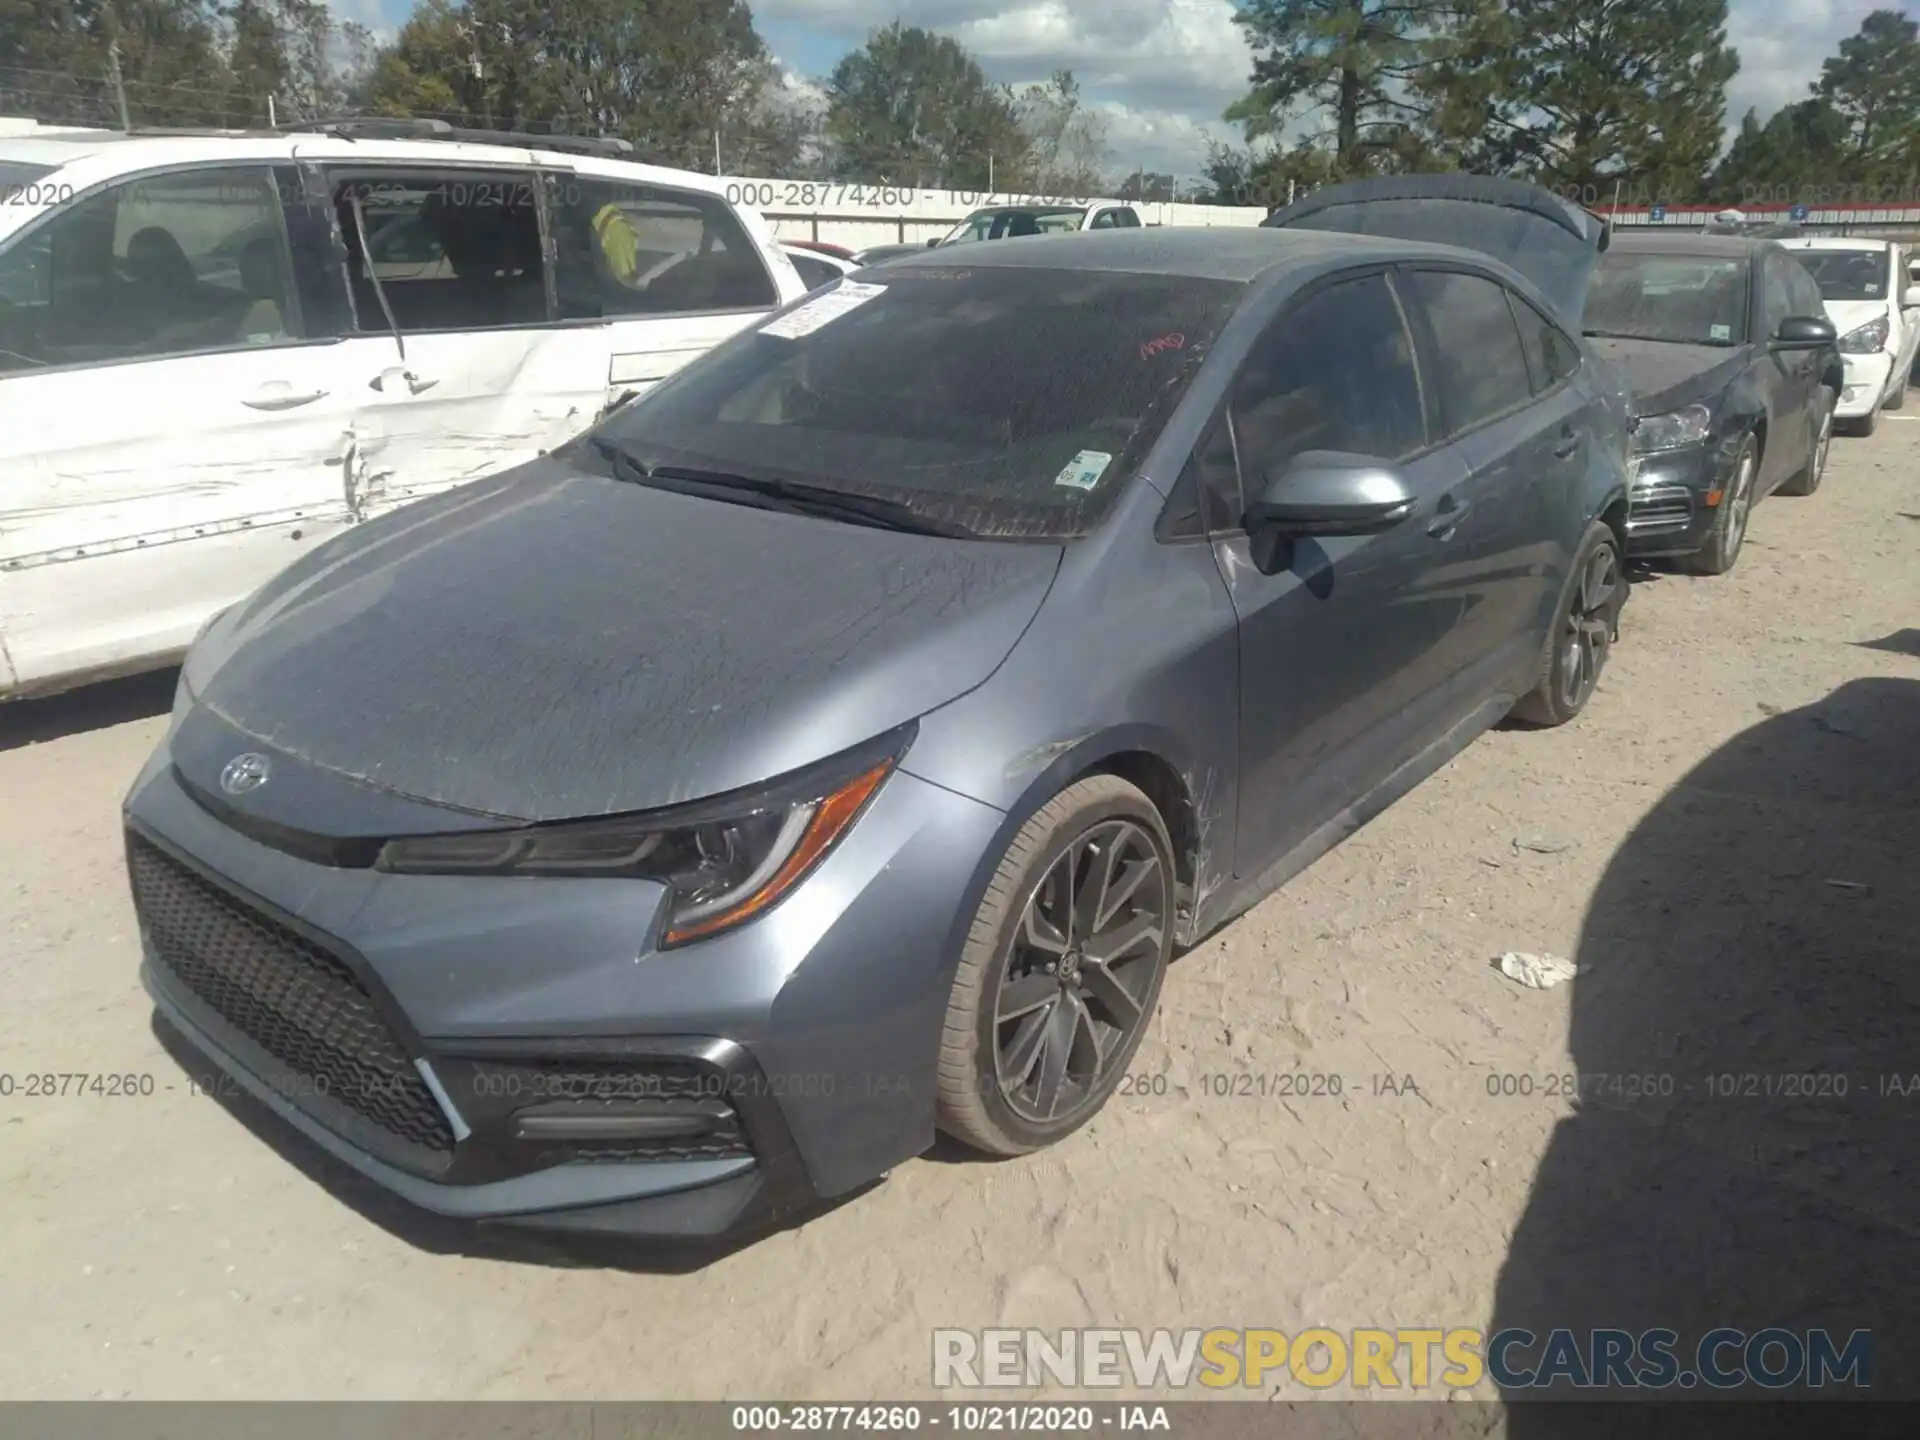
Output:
[
  {"xmin": 1508, "ymin": 291, "xmax": 1579, "ymax": 393},
  {"xmin": 550, "ymin": 176, "xmax": 777, "ymax": 318},
  {"xmin": 602, "ymin": 266, "xmax": 1244, "ymax": 539},
  {"xmin": 1409, "ymin": 269, "xmax": 1533, "ymax": 432},
  {"xmin": 1229, "ymin": 273, "xmax": 1425, "ymax": 477},
  {"xmin": 332, "ymin": 169, "xmax": 545, "ymax": 332}
]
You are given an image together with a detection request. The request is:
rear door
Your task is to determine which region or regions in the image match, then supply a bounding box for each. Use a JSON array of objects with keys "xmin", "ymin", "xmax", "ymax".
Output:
[
  {"xmin": 1208, "ymin": 267, "xmax": 1472, "ymax": 877},
  {"xmin": 1398, "ymin": 266, "xmax": 1569, "ymax": 692},
  {"xmin": 302, "ymin": 156, "xmax": 606, "ymax": 519}
]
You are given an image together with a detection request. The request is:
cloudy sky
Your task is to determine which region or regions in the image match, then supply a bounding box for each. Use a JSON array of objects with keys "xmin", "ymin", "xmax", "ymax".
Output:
[{"xmin": 343, "ymin": 0, "xmax": 1909, "ymax": 178}]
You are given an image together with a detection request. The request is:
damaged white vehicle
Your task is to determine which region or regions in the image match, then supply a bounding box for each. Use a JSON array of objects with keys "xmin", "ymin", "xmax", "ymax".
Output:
[{"xmin": 0, "ymin": 119, "xmax": 806, "ymax": 699}]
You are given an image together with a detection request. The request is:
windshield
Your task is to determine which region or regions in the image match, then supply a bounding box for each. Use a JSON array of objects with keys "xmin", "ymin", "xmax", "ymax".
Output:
[
  {"xmin": 942, "ymin": 208, "xmax": 1087, "ymax": 245},
  {"xmin": 596, "ymin": 265, "xmax": 1243, "ymax": 539},
  {"xmin": 1584, "ymin": 252, "xmax": 1749, "ymax": 346},
  {"xmin": 1794, "ymin": 249, "xmax": 1889, "ymax": 302},
  {"xmin": 0, "ymin": 159, "xmax": 57, "ymax": 189}
]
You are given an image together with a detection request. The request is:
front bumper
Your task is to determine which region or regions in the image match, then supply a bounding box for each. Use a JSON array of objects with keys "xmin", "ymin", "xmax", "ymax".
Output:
[
  {"xmin": 1836, "ymin": 352, "xmax": 1893, "ymax": 417},
  {"xmin": 124, "ymin": 737, "xmax": 1006, "ymax": 1240},
  {"xmin": 1623, "ymin": 443, "xmax": 1722, "ymax": 558}
]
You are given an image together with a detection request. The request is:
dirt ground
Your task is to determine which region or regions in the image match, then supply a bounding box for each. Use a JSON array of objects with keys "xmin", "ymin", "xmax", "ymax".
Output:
[{"xmin": 2, "ymin": 418, "xmax": 1916, "ymax": 1402}]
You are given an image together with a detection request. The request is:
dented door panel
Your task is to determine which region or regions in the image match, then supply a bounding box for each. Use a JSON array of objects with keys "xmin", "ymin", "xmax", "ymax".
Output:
[{"xmin": 0, "ymin": 342, "xmax": 382, "ymax": 696}]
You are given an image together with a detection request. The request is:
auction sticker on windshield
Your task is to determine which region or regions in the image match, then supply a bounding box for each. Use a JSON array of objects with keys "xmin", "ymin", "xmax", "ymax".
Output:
[
  {"xmin": 1053, "ymin": 450, "xmax": 1113, "ymax": 490},
  {"xmin": 760, "ymin": 280, "xmax": 887, "ymax": 339}
]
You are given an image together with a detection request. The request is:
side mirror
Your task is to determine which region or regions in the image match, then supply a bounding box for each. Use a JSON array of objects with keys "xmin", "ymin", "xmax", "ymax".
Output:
[
  {"xmin": 1772, "ymin": 315, "xmax": 1836, "ymax": 349},
  {"xmin": 1243, "ymin": 451, "xmax": 1418, "ymax": 538},
  {"xmin": 1903, "ymin": 284, "xmax": 1920, "ymax": 308}
]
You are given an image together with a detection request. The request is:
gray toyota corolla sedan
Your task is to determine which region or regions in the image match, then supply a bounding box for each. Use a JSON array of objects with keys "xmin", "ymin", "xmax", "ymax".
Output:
[{"xmin": 126, "ymin": 176, "xmax": 1632, "ymax": 1243}]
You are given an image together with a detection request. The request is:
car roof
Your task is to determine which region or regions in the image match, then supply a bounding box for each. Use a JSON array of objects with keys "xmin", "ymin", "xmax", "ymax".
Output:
[
  {"xmin": 0, "ymin": 126, "xmax": 738, "ymax": 197},
  {"xmin": 880, "ymin": 225, "xmax": 1496, "ymax": 283},
  {"xmin": 1607, "ymin": 231, "xmax": 1768, "ymax": 259}
]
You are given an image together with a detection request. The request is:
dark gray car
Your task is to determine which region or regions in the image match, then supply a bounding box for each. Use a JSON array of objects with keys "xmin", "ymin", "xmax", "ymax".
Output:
[
  {"xmin": 1584, "ymin": 233, "xmax": 1842, "ymax": 574},
  {"xmin": 125, "ymin": 178, "xmax": 1632, "ymax": 1244}
]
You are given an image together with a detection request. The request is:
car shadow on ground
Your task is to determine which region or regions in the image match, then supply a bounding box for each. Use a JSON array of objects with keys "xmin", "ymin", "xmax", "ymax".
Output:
[
  {"xmin": 0, "ymin": 668, "xmax": 178, "ymax": 753},
  {"xmin": 1492, "ymin": 675, "xmax": 1920, "ymax": 1412},
  {"xmin": 150, "ymin": 1014, "xmax": 878, "ymax": 1273}
]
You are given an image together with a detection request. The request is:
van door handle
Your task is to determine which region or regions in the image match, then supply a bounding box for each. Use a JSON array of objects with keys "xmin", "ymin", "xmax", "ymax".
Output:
[
  {"xmin": 242, "ymin": 383, "xmax": 328, "ymax": 410},
  {"xmin": 1551, "ymin": 426, "xmax": 1581, "ymax": 458},
  {"xmin": 1427, "ymin": 495, "xmax": 1471, "ymax": 539},
  {"xmin": 371, "ymin": 367, "xmax": 437, "ymax": 395}
]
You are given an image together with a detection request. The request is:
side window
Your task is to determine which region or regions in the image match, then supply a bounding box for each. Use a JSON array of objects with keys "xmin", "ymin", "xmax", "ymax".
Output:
[
  {"xmin": 1406, "ymin": 269, "xmax": 1533, "ymax": 434},
  {"xmin": 1760, "ymin": 252, "xmax": 1795, "ymax": 335},
  {"xmin": 549, "ymin": 176, "xmax": 778, "ymax": 319},
  {"xmin": 1507, "ymin": 290, "xmax": 1580, "ymax": 394},
  {"xmin": 0, "ymin": 166, "xmax": 297, "ymax": 375},
  {"xmin": 1229, "ymin": 272, "xmax": 1426, "ymax": 484},
  {"xmin": 1790, "ymin": 262, "xmax": 1825, "ymax": 320},
  {"xmin": 1115, "ymin": 208, "xmax": 1143, "ymax": 228},
  {"xmin": 330, "ymin": 169, "xmax": 545, "ymax": 333},
  {"xmin": 1089, "ymin": 208, "xmax": 1118, "ymax": 230}
]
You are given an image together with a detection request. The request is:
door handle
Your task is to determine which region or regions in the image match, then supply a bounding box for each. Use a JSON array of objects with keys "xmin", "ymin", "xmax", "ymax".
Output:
[
  {"xmin": 370, "ymin": 367, "xmax": 438, "ymax": 395},
  {"xmin": 1427, "ymin": 495, "xmax": 1471, "ymax": 539},
  {"xmin": 1551, "ymin": 426, "xmax": 1581, "ymax": 459},
  {"xmin": 242, "ymin": 383, "xmax": 328, "ymax": 411}
]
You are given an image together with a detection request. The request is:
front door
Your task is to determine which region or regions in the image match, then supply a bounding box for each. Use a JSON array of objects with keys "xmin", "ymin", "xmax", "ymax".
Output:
[
  {"xmin": 1212, "ymin": 270, "xmax": 1472, "ymax": 877},
  {"xmin": 0, "ymin": 163, "xmax": 370, "ymax": 693}
]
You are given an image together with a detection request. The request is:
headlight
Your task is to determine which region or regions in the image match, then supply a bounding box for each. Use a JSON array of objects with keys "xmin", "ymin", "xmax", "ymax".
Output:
[
  {"xmin": 1630, "ymin": 403, "xmax": 1713, "ymax": 454},
  {"xmin": 1838, "ymin": 315, "xmax": 1890, "ymax": 354},
  {"xmin": 375, "ymin": 725, "xmax": 912, "ymax": 947}
]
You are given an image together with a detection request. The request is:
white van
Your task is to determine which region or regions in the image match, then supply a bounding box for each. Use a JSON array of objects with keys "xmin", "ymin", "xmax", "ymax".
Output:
[
  {"xmin": 1777, "ymin": 235, "xmax": 1920, "ymax": 434},
  {"xmin": 0, "ymin": 120, "xmax": 807, "ymax": 700}
]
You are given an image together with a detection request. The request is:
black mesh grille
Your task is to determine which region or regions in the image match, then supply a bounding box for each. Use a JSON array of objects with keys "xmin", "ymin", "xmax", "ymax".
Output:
[
  {"xmin": 486, "ymin": 1062, "xmax": 753, "ymax": 1163},
  {"xmin": 128, "ymin": 834, "xmax": 456, "ymax": 1166}
]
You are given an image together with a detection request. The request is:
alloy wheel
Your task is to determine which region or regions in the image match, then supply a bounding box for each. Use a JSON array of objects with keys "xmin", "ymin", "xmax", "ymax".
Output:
[
  {"xmin": 1557, "ymin": 541, "xmax": 1619, "ymax": 713},
  {"xmin": 1723, "ymin": 450, "xmax": 1756, "ymax": 561},
  {"xmin": 992, "ymin": 820, "xmax": 1168, "ymax": 1125}
]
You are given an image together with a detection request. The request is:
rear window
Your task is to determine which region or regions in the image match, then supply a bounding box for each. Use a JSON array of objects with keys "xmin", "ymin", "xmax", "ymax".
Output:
[
  {"xmin": 0, "ymin": 160, "xmax": 58, "ymax": 191},
  {"xmin": 598, "ymin": 265, "xmax": 1244, "ymax": 539}
]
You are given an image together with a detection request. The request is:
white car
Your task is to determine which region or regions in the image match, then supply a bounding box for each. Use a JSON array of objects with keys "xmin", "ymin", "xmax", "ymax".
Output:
[
  {"xmin": 1778, "ymin": 235, "xmax": 1920, "ymax": 434},
  {"xmin": 0, "ymin": 119, "xmax": 807, "ymax": 700},
  {"xmin": 937, "ymin": 200, "xmax": 1145, "ymax": 244}
]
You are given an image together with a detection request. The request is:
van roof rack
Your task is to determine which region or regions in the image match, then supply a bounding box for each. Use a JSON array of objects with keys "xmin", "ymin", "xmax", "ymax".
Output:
[{"xmin": 286, "ymin": 116, "xmax": 633, "ymax": 157}]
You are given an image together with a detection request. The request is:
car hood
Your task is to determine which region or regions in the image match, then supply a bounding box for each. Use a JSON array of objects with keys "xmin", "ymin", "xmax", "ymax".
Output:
[
  {"xmin": 1263, "ymin": 173, "xmax": 1608, "ymax": 331},
  {"xmin": 185, "ymin": 455, "xmax": 1063, "ymax": 826},
  {"xmin": 1585, "ymin": 337, "xmax": 1746, "ymax": 415}
]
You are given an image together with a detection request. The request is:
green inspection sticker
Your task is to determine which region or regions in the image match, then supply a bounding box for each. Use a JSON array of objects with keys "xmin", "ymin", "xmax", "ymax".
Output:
[{"xmin": 1053, "ymin": 449, "xmax": 1113, "ymax": 491}]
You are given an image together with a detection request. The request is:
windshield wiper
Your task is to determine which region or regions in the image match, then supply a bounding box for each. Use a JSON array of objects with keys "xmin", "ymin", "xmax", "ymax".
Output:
[{"xmin": 591, "ymin": 440, "xmax": 976, "ymax": 539}]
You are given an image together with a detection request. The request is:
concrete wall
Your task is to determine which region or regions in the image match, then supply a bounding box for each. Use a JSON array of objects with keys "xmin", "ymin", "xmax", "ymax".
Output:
[{"xmin": 713, "ymin": 176, "xmax": 1270, "ymax": 250}]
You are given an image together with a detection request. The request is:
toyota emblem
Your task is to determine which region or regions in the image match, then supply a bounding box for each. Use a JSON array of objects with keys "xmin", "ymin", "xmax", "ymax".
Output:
[{"xmin": 219, "ymin": 752, "xmax": 272, "ymax": 796}]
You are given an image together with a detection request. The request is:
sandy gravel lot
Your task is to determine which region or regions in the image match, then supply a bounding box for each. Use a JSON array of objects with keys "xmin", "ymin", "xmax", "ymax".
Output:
[{"xmin": 2, "ymin": 418, "xmax": 1916, "ymax": 1403}]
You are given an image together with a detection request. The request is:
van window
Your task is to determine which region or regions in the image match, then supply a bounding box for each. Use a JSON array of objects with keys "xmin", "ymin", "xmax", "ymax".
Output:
[
  {"xmin": 329, "ymin": 169, "xmax": 547, "ymax": 332},
  {"xmin": 0, "ymin": 166, "xmax": 297, "ymax": 374},
  {"xmin": 549, "ymin": 176, "xmax": 778, "ymax": 319}
]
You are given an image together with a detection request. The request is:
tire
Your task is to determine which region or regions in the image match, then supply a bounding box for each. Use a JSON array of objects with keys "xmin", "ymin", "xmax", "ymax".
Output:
[
  {"xmin": 936, "ymin": 775, "xmax": 1176, "ymax": 1156},
  {"xmin": 1778, "ymin": 389, "xmax": 1834, "ymax": 496},
  {"xmin": 1683, "ymin": 434, "xmax": 1758, "ymax": 575},
  {"xmin": 1510, "ymin": 521, "xmax": 1625, "ymax": 727}
]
